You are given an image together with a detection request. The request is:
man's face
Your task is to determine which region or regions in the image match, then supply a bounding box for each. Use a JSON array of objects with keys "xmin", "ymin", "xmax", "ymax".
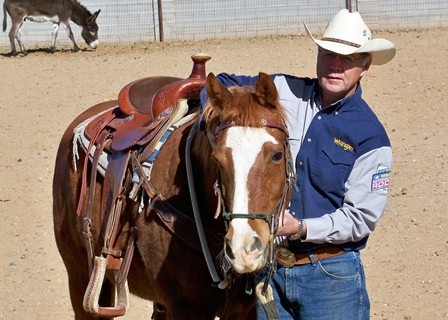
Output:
[{"xmin": 316, "ymin": 48, "xmax": 371, "ymax": 106}]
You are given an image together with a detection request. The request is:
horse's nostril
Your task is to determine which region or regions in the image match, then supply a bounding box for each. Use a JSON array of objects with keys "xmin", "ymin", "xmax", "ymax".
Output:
[
  {"xmin": 250, "ymin": 236, "xmax": 263, "ymax": 253},
  {"xmin": 225, "ymin": 239, "xmax": 235, "ymax": 260}
]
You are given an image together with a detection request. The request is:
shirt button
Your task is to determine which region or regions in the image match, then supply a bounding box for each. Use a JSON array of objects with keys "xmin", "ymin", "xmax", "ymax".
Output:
[
  {"xmin": 307, "ymin": 138, "xmax": 312, "ymax": 143},
  {"xmin": 299, "ymin": 161, "xmax": 303, "ymax": 166},
  {"xmin": 335, "ymin": 111, "xmax": 339, "ymax": 115},
  {"xmin": 317, "ymin": 115, "xmax": 322, "ymax": 120}
]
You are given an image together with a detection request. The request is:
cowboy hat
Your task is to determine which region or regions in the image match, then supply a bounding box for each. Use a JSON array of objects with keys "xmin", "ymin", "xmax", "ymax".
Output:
[{"xmin": 304, "ymin": 9, "xmax": 396, "ymax": 65}]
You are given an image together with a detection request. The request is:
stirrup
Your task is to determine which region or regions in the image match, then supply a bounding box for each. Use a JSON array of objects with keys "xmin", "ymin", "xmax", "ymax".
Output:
[{"xmin": 83, "ymin": 256, "xmax": 130, "ymax": 317}]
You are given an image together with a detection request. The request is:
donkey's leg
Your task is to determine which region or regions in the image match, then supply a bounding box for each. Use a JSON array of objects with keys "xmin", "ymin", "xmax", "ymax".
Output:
[
  {"xmin": 16, "ymin": 29, "xmax": 27, "ymax": 55},
  {"xmin": 7, "ymin": 19, "xmax": 25, "ymax": 56},
  {"xmin": 50, "ymin": 22, "xmax": 60, "ymax": 53},
  {"xmin": 63, "ymin": 20, "xmax": 80, "ymax": 52}
]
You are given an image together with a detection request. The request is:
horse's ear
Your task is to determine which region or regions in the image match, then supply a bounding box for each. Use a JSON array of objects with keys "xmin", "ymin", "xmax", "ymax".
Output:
[
  {"xmin": 255, "ymin": 72, "xmax": 279, "ymax": 109},
  {"xmin": 206, "ymin": 72, "xmax": 233, "ymax": 111}
]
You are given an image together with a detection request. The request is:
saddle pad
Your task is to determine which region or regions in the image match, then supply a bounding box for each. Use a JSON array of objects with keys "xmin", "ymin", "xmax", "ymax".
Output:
[
  {"xmin": 73, "ymin": 109, "xmax": 196, "ymax": 181},
  {"xmin": 73, "ymin": 107, "xmax": 114, "ymax": 176}
]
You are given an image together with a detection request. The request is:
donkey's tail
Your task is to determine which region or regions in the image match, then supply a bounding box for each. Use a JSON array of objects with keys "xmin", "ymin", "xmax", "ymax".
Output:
[{"xmin": 3, "ymin": 2, "xmax": 7, "ymax": 32}]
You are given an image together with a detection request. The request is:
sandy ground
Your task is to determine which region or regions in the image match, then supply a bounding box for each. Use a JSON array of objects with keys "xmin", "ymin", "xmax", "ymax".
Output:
[{"xmin": 0, "ymin": 28, "xmax": 447, "ymax": 319}]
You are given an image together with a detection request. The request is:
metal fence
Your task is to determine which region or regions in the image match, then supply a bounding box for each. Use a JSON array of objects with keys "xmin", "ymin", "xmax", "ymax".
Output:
[{"xmin": 1, "ymin": 0, "xmax": 447, "ymax": 48}]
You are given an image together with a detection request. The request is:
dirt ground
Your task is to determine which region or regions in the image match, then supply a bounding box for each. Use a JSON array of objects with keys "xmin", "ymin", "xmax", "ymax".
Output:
[{"xmin": 0, "ymin": 28, "xmax": 447, "ymax": 319}]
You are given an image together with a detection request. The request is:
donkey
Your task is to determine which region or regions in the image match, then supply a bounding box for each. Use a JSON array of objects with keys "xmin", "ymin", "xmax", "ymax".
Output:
[{"xmin": 2, "ymin": 0, "xmax": 100, "ymax": 56}]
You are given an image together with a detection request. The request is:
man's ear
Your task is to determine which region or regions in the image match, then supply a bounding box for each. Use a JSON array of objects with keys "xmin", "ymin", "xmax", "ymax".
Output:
[{"xmin": 360, "ymin": 55, "xmax": 372, "ymax": 77}]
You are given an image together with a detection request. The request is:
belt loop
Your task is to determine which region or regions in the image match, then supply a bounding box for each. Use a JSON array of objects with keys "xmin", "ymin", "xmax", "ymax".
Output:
[{"xmin": 307, "ymin": 250, "xmax": 317, "ymax": 265}]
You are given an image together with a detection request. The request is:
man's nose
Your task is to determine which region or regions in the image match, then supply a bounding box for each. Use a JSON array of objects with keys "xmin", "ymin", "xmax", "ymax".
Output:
[{"xmin": 328, "ymin": 54, "xmax": 343, "ymax": 71}]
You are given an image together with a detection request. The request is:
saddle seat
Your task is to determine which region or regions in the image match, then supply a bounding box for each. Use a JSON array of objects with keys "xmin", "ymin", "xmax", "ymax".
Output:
[{"xmin": 118, "ymin": 76, "xmax": 181, "ymax": 115}]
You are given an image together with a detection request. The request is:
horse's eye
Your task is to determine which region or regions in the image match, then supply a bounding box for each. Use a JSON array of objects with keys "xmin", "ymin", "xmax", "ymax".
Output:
[{"xmin": 271, "ymin": 151, "xmax": 283, "ymax": 163}]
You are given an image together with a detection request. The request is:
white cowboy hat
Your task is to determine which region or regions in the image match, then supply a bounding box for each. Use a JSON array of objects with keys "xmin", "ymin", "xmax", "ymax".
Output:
[{"xmin": 304, "ymin": 9, "xmax": 396, "ymax": 65}]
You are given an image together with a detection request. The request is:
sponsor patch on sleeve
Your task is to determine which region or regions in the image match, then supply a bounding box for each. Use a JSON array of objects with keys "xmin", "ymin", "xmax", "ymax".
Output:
[{"xmin": 371, "ymin": 164, "xmax": 391, "ymax": 193}]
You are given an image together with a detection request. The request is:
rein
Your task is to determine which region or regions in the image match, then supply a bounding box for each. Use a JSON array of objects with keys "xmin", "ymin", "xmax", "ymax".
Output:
[{"xmin": 185, "ymin": 118, "xmax": 224, "ymax": 286}]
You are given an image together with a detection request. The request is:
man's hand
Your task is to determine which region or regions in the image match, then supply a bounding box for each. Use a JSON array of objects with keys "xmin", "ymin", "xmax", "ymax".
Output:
[{"xmin": 276, "ymin": 210, "xmax": 307, "ymax": 239}]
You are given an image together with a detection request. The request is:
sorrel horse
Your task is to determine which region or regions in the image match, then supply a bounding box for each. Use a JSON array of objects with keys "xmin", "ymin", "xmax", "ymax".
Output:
[{"xmin": 53, "ymin": 54, "xmax": 293, "ymax": 319}]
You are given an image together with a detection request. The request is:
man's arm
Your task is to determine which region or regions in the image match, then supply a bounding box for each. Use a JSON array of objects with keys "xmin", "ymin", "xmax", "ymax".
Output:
[{"xmin": 303, "ymin": 146, "xmax": 392, "ymax": 243}]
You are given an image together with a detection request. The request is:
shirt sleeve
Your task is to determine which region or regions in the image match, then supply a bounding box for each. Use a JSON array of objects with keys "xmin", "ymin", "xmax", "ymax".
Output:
[{"xmin": 303, "ymin": 146, "xmax": 392, "ymax": 244}]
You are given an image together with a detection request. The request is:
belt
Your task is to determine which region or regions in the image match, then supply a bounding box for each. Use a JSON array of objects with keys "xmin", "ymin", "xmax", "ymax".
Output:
[{"xmin": 275, "ymin": 246, "xmax": 346, "ymax": 267}]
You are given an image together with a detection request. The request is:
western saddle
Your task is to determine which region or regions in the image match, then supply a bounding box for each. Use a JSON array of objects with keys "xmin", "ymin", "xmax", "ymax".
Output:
[{"xmin": 76, "ymin": 53, "xmax": 211, "ymax": 318}]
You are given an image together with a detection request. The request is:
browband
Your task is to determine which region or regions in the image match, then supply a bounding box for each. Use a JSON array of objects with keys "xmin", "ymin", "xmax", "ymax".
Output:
[{"xmin": 214, "ymin": 118, "xmax": 288, "ymax": 136}]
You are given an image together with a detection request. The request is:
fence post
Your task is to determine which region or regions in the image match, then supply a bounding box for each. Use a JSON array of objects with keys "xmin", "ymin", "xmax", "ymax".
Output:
[
  {"xmin": 345, "ymin": 0, "xmax": 352, "ymax": 11},
  {"xmin": 157, "ymin": 0, "xmax": 164, "ymax": 42}
]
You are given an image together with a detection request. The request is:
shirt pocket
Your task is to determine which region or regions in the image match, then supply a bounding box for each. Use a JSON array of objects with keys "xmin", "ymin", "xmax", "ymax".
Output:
[{"xmin": 310, "ymin": 143, "xmax": 356, "ymax": 197}]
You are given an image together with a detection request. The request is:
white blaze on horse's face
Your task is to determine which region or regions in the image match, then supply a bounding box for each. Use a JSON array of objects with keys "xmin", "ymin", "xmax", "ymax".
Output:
[{"xmin": 224, "ymin": 126, "xmax": 278, "ymax": 273}]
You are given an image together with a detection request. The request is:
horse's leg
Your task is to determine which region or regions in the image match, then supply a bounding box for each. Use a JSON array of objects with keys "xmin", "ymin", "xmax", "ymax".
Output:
[
  {"xmin": 65, "ymin": 265, "xmax": 91, "ymax": 319},
  {"xmin": 59, "ymin": 234, "xmax": 117, "ymax": 320}
]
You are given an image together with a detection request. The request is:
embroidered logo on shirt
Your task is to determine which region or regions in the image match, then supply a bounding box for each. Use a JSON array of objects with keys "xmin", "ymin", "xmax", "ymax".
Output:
[
  {"xmin": 333, "ymin": 138, "xmax": 354, "ymax": 151},
  {"xmin": 371, "ymin": 164, "xmax": 391, "ymax": 193}
]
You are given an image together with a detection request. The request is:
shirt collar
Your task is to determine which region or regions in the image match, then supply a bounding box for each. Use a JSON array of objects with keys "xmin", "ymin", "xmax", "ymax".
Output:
[{"xmin": 317, "ymin": 82, "xmax": 363, "ymax": 113}]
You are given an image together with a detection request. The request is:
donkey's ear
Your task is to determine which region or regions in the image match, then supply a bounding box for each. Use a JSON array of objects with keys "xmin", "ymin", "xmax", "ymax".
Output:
[
  {"xmin": 255, "ymin": 72, "xmax": 279, "ymax": 108},
  {"xmin": 88, "ymin": 10, "xmax": 101, "ymax": 23},
  {"xmin": 205, "ymin": 72, "xmax": 233, "ymax": 111}
]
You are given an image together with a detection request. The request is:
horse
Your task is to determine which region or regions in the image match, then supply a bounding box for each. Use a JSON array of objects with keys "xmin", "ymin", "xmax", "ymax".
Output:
[
  {"xmin": 3, "ymin": 0, "xmax": 100, "ymax": 56},
  {"xmin": 53, "ymin": 55, "xmax": 293, "ymax": 319}
]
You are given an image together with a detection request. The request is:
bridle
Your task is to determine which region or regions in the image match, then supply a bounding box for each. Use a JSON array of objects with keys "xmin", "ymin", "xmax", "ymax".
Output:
[
  {"xmin": 185, "ymin": 115, "xmax": 296, "ymax": 290},
  {"xmin": 211, "ymin": 118, "xmax": 296, "ymax": 292},
  {"xmin": 211, "ymin": 118, "xmax": 296, "ymax": 230}
]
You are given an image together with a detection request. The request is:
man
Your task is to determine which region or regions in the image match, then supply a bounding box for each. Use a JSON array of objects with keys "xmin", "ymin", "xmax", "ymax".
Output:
[{"xmin": 201, "ymin": 9, "xmax": 396, "ymax": 319}]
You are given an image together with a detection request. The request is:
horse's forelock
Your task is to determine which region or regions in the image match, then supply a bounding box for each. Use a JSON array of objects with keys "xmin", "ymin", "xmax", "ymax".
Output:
[
  {"xmin": 206, "ymin": 86, "xmax": 283, "ymax": 123},
  {"xmin": 223, "ymin": 89, "xmax": 286, "ymax": 127}
]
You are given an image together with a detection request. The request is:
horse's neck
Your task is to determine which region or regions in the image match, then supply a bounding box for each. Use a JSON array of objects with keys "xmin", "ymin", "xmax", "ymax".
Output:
[
  {"xmin": 192, "ymin": 133, "xmax": 213, "ymax": 169},
  {"xmin": 191, "ymin": 133, "xmax": 223, "ymax": 225}
]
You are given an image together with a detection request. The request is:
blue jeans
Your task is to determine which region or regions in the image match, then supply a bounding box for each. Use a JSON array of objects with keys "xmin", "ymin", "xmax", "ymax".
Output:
[{"xmin": 256, "ymin": 251, "xmax": 370, "ymax": 320}]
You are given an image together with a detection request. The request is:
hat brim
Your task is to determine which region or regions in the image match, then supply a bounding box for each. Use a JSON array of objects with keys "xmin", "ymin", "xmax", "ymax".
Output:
[{"xmin": 304, "ymin": 22, "xmax": 396, "ymax": 65}]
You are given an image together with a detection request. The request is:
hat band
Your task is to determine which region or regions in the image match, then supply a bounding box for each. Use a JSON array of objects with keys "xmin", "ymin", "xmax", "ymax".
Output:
[{"xmin": 321, "ymin": 37, "xmax": 361, "ymax": 48}]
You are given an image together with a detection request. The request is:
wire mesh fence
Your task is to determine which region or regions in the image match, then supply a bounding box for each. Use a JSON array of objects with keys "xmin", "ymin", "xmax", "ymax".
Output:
[{"xmin": 1, "ymin": 0, "xmax": 447, "ymax": 49}]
